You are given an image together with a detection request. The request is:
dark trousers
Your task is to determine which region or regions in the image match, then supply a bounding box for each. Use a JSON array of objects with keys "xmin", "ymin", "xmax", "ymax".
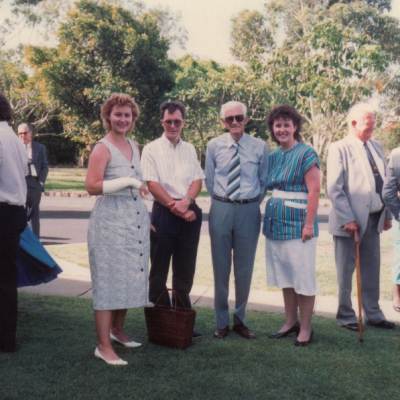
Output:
[
  {"xmin": 26, "ymin": 177, "xmax": 42, "ymax": 238},
  {"xmin": 149, "ymin": 201, "xmax": 202, "ymax": 308},
  {"xmin": 0, "ymin": 204, "xmax": 26, "ymax": 352}
]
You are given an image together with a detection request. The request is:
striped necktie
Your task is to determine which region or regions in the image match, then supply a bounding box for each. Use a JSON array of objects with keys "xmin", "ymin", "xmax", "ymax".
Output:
[
  {"xmin": 226, "ymin": 142, "xmax": 240, "ymax": 200},
  {"xmin": 363, "ymin": 142, "xmax": 384, "ymax": 202}
]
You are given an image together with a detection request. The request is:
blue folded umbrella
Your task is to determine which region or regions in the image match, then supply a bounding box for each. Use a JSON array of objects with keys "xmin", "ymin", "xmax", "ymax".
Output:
[{"xmin": 17, "ymin": 226, "xmax": 63, "ymax": 288}]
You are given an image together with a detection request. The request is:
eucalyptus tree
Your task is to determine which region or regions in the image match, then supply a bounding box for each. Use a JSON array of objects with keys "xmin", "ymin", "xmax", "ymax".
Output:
[
  {"xmin": 169, "ymin": 55, "xmax": 273, "ymax": 164},
  {"xmin": 27, "ymin": 0, "xmax": 176, "ymax": 153},
  {"xmin": 0, "ymin": 49, "xmax": 57, "ymax": 131},
  {"xmin": 230, "ymin": 0, "xmax": 400, "ymax": 168}
]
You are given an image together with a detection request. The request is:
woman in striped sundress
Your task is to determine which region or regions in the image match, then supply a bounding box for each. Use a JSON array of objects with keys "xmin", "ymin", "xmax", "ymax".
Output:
[{"xmin": 263, "ymin": 105, "xmax": 321, "ymax": 347}]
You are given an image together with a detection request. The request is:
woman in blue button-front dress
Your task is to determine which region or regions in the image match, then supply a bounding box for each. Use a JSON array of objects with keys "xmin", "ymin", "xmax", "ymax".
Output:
[
  {"xmin": 263, "ymin": 105, "xmax": 320, "ymax": 347},
  {"xmin": 86, "ymin": 93, "xmax": 150, "ymax": 365}
]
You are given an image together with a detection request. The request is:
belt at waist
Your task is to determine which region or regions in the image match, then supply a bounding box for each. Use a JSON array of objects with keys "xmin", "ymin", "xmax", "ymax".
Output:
[
  {"xmin": 212, "ymin": 195, "xmax": 259, "ymax": 204},
  {"xmin": 154, "ymin": 200, "xmax": 198, "ymax": 210},
  {"xmin": 26, "ymin": 175, "xmax": 38, "ymax": 179},
  {"xmin": 172, "ymin": 198, "xmax": 197, "ymax": 205},
  {"xmin": 0, "ymin": 202, "xmax": 24, "ymax": 208},
  {"xmin": 103, "ymin": 187, "xmax": 139, "ymax": 196},
  {"xmin": 271, "ymin": 190, "xmax": 308, "ymax": 200}
]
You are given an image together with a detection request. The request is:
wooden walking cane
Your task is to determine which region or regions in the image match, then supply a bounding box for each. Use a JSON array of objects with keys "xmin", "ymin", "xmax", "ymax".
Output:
[{"xmin": 355, "ymin": 238, "xmax": 364, "ymax": 343}]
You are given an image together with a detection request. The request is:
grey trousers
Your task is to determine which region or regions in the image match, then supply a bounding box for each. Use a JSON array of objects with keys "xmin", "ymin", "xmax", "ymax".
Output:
[
  {"xmin": 209, "ymin": 199, "xmax": 260, "ymax": 329},
  {"xmin": 334, "ymin": 212, "xmax": 386, "ymax": 325},
  {"xmin": 26, "ymin": 177, "xmax": 42, "ymax": 238}
]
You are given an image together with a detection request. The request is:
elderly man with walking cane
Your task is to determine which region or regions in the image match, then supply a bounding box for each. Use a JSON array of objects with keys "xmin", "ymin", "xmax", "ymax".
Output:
[{"xmin": 327, "ymin": 103, "xmax": 394, "ymax": 332}]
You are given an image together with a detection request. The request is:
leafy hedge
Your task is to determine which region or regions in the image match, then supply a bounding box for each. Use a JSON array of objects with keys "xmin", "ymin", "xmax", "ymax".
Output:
[{"xmin": 34, "ymin": 134, "xmax": 82, "ymax": 166}]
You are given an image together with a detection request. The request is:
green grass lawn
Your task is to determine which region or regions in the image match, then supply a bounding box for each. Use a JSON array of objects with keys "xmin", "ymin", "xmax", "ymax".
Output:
[
  {"xmin": 45, "ymin": 168, "xmax": 331, "ymax": 201},
  {"xmin": 45, "ymin": 167, "xmax": 212, "ymax": 196},
  {"xmin": 46, "ymin": 229, "xmax": 395, "ymax": 301},
  {"xmin": 45, "ymin": 168, "xmax": 87, "ymax": 192},
  {"xmin": 1, "ymin": 293, "xmax": 400, "ymax": 399}
]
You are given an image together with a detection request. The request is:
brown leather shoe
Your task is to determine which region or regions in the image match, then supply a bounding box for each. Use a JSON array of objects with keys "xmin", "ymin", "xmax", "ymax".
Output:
[
  {"xmin": 232, "ymin": 324, "xmax": 256, "ymax": 339},
  {"xmin": 214, "ymin": 327, "xmax": 229, "ymax": 339}
]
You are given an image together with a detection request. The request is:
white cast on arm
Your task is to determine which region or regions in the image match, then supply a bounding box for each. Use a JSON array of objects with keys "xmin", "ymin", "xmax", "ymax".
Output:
[{"xmin": 102, "ymin": 177, "xmax": 142, "ymax": 194}]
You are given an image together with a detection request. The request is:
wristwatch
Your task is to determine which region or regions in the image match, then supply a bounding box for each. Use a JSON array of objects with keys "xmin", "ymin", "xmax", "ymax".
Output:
[{"xmin": 184, "ymin": 195, "xmax": 194, "ymax": 204}]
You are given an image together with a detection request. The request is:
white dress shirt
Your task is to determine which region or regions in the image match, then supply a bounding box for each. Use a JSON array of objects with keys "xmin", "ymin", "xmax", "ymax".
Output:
[
  {"xmin": 25, "ymin": 142, "xmax": 38, "ymax": 177},
  {"xmin": 205, "ymin": 132, "xmax": 269, "ymax": 203},
  {"xmin": 141, "ymin": 134, "xmax": 205, "ymax": 199},
  {"xmin": 0, "ymin": 121, "xmax": 28, "ymax": 205}
]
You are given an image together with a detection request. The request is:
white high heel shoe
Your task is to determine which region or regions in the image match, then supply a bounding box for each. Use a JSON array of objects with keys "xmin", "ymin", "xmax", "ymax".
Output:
[
  {"xmin": 110, "ymin": 333, "xmax": 142, "ymax": 348},
  {"xmin": 94, "ymin": 347, "xmax": 128, "ymax": 366}
]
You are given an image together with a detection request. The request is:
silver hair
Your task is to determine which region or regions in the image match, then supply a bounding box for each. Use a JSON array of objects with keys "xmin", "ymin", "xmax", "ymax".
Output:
[
  {"xmin": 347, "ymin": 103, "xmax": 375, "ymax": 129},
  {"xmin": 220, "ymin": 101, "xmax": 247, "ymax": 119},
  {"xmin": 18, "ymin": 122, "xmax": 33, "ymax": 132}
]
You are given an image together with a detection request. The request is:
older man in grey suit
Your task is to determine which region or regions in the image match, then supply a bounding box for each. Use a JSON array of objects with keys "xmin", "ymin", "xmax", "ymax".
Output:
[
  {"xmin": 205, "ymin": 101, "xmax": 269, "ymax": 339},
  {"xmin": 327, "ymin": 103, "xmax": 394, "ymax": 331}
]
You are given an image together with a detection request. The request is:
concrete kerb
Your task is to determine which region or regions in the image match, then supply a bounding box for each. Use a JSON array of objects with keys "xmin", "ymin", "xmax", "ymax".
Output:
[
  {"xmin": 39, "ymin": 194, "xmax": 332, "ymax": 221},
  {"xmin": 19, "ymin": 258, "xmax": 400, "ymax": 323}
]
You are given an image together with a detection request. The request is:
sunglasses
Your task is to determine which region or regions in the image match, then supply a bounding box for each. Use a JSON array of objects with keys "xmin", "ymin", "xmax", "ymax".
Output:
[
  {"xmin": 163, "ymin": 119, "xmax": 183, "ymax": 127},
  {"xmin": 18, "ymin": 131, "xmax": 30, "ymax": 135},
  {"xmin": 224, "ymin": 115, "xmax": 245, "ymax": 124}
]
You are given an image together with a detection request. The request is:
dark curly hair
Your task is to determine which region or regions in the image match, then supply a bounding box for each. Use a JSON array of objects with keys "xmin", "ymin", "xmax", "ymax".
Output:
[
  {"xmin": 0, "ymin": 92, "xmax": 12, "ymax": 123},
  {"xmin": 267, "ymin": 105, "xmax": 303, "ymax": 145}
]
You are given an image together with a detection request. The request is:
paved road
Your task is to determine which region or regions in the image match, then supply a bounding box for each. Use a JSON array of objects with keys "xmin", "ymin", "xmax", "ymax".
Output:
[{"xmin": 39, "ymin": 195, "xmax": 330, "ymax": 246}]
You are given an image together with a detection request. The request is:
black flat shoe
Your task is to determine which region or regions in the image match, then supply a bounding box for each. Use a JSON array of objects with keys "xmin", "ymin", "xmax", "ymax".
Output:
[
  {"xmin": 366, "ymin": 320, "xmax": 395, "ymax": 329},
  {"xmin": 294, "ymin": 330, "xmax": 313, "ymax": 347},
  {"xmin": 268, "ymin": 321, "xmax": 300, "ymax": 339}
]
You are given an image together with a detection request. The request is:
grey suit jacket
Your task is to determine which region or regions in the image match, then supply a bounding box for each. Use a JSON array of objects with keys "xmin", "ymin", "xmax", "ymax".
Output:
[
  {"xmin": 31, "ymin": 141, "xmax": 49, "ymax": 190},
  {"xmin": 383, "ymin": 147, "xmax": 400, "ymax": 221},
  {"xmin": 327, "ymin": 135, "xmax": 391, "ymax": 240}
]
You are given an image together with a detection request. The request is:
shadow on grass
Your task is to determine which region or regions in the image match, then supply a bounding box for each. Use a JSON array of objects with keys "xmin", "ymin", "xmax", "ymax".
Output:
[{"xmin": 1, "ymin": 293, "xmax": 400, "ymax": 399}]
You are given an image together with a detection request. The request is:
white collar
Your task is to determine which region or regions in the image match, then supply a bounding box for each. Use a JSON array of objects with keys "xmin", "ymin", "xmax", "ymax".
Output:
[
  {"xmin": 227, "ymin": 132, "xmax": 247, "ymax": 149},
  {"xmin": 161, "ymin": 133, "xmax": 181, "ymax": 148}
]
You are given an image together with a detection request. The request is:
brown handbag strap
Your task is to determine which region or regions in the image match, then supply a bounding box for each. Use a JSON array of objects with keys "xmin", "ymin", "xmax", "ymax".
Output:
[{"xmin": 155, "ymin": 288, "xmax": 186, "ymax": 310}]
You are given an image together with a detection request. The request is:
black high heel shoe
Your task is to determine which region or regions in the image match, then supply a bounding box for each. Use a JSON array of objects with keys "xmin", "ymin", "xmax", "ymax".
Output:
[
  {"xmin": 294, "ymin": 330, "xmax": 313, "ymax": 347},
  {"xmin": 268, "ymin": 321, "xmax": 300, "ymax": 339}
]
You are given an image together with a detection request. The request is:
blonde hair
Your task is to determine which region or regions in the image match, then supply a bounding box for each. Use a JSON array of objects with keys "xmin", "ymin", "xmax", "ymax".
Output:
[{"xmin": 101, "ymin": 93, "xmax": 140, "ymax": 132}]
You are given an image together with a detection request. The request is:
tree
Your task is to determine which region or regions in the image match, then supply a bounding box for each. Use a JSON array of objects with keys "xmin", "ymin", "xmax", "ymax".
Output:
[
  {"xmin": 230, "ymin": 10, "xmax": 274, "ymax": 67},
  {"xmin": 169, "ymin": 55, "xmax": 273, "ymax": 164},
  {"xmin": 27, "ymin": 0, "xmax": 176, "ymax": 151},
  {"xmin": 0, "ymin": 1, "xmax": 41, "ymax": 47},
  {"xmin": 230, "ymin": 0, "xmax": 399, "ymax": 171},
  {"xmin": 1, "ymin": 0, "xmax": 187, "ymax": 50},
  {"xmin": 0, "ymin": 49, "xmax": 57, "ymax": 131},
  {"xmin": 266, "ymin": 14, "xmax": 388, "ymax": 159}
]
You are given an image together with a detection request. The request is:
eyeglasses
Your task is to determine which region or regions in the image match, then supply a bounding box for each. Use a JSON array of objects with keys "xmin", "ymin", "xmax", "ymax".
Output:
[
  {"xmin": 224, "ymin": 115, "xmax": 245, "ymax": 124},
  {"xmin": 18, "ymin": 131, "xmax": 30, "ymax": 135},
  {"xmin": 163, "ymin": 119, "xmax": 183, "ymax": 127}
]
